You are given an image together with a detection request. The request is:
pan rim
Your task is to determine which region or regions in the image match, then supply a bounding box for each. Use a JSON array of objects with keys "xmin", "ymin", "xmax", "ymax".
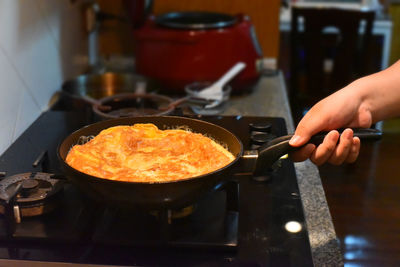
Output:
[{"xmin": 57, "ymin": 115, "xmax": 244, "ymax": 185}]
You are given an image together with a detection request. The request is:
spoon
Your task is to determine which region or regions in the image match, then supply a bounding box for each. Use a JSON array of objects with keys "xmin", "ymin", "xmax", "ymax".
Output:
[{"xmin": 196, "ymin": 62, "xmax": 246, "ymax": 103}]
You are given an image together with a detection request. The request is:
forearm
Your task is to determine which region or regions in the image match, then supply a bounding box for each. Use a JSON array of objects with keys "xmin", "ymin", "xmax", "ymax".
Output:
[
  {"xmin": 354, "ymin": 60, "xmax": 400, "ymax": 123},
  {"xmin": 290, "ymin": 61, "xmax": 400, "ymax": 165}
]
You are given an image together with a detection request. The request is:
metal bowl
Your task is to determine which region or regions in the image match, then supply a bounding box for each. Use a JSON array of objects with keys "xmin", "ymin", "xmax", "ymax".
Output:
[{"xmin": 60, "ymin": 72, "xmax": 160, "ymax": 110}]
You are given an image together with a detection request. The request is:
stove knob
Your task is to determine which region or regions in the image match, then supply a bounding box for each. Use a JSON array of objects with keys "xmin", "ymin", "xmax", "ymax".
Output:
[
  {"xmin": 250, "ymin": 133, "xmax": 276, "ymax": 146},
  {"xmin": 249, "ymin": 122, "xmax": 272, "ymax": 133}
]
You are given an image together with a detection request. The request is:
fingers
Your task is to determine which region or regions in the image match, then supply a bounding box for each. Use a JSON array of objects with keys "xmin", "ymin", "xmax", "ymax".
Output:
[
  {"xmin": 326, "ymin": 129, "xmax": 353, "ymax": 165},
  {"xmin": 308, "ymin": 129, "xmax": 361, "ymax": 166},
  {"xmin": 310, "ymin": 130, "xmax": 340, "ymax": 165},
  {"xmin": 289, "ymin": 120, "xmax": 323, "ymax": 147},
  {"xmin": 290, "ymin": 110, "xmax": 327, "ymax": 147},
  {"xmin": 345, "ymin": 137, "xmax": 361, "ymax": 163},
  {"xmin": 290, "ymin": 129, "xmax": 362, "ymax": 166}
]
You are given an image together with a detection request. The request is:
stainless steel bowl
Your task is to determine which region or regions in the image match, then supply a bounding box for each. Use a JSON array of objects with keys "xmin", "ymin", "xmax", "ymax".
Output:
[{"xmin": 60, "ymin": 72, "xmax": 160, "ymax": 110}]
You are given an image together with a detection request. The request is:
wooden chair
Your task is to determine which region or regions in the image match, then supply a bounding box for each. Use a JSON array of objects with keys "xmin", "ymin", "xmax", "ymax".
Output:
[{"xmin": 289, "ymin": 7, "xmax": 375, "ymax": 124}]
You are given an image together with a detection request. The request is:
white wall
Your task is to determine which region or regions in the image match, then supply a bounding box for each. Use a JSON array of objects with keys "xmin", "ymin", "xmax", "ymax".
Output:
[{"xmin": 0, "ymin": 0, "xmax": 87, "ymax": 154}]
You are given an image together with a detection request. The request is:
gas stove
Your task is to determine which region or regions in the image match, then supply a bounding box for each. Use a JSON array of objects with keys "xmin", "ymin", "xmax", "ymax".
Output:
[{"xmin": 0, "ymin": 111, "xmax": 313, "ymax": 266}]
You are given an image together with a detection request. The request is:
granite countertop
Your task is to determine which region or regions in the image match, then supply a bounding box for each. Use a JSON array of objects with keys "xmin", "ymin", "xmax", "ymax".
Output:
[{"xmin": 222, "ymin": 72, "xmax": 343, "ymax": 267}]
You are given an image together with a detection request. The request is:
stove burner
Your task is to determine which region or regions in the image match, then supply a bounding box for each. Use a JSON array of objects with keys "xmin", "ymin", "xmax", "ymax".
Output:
[
  {"xmin": 250, "ymin": 133, "xmax": 276, "ymax": 146},
  {"xmin": 20, "ymin": 179, "xmax": 39, "ymax": 197},
  {"xmin": 93, "ymin": 181, "xmax": 239, "ymax": 249},
  {"xmin": 0, "ymin": 172, "xmax": 64, "ymax": 219},
  {"xmin": 169, "ymin": 205, "xmax": 194, "ymax": 219},
  {"xmin": 150, "ymin": 205, "xmax": 195, "ymax": 223},
  {"xmin": 92, "ymin": 93, "xmax": 176, "ymax": 119},
  {"xmin": 249, "ymin": 121, "xmax": 272, "ymax": 132}
]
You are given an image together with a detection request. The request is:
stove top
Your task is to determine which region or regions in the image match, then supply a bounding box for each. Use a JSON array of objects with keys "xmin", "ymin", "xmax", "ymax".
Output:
[{"xmin": 0, "ymin": 111, "xmax": 313, "ymax": 266}]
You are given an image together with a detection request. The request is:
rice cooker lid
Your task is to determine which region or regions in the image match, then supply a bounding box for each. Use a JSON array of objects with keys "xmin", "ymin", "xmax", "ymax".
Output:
[{"xmin": 155, "ymin": 11, "xmax": 237, "ymax": 30}]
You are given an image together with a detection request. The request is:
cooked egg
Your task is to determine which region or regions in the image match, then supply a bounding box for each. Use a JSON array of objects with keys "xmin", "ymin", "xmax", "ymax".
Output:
[{"xmin": 66, "ymin": 123, "xmax": 235, "ymax": 182}]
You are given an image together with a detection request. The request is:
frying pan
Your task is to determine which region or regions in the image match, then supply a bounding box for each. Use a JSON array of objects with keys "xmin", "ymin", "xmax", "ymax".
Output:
[{"xmin": 57, "ymin": 116, "xmax": 381, "ymax": 210}]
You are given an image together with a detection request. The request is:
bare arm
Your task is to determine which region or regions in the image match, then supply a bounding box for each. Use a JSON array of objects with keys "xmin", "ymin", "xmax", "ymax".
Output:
[
  {"xmin": 359, "ymin": 60, "xmax": 400, "ymax": 122},
  {"xmin": 289, "ymin": 60, "xmax": 400, "ymax": 165}
]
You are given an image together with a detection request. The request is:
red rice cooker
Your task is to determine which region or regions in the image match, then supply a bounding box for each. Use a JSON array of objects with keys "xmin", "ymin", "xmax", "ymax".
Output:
[{"xmin": 133, "ymin": 11, "xmax": 263, "ymax": 94}]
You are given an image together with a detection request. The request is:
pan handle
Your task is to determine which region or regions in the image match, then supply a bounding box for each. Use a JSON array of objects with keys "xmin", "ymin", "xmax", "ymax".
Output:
[{"xmin": 253, "ymin": 128, "xmax": 382, "ymax": 176}]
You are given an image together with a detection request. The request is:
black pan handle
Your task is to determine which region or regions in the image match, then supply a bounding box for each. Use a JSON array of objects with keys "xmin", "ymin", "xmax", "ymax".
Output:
[{"xmin": 253, "ymin": 128, "xmax": 382, "ymax": 176}]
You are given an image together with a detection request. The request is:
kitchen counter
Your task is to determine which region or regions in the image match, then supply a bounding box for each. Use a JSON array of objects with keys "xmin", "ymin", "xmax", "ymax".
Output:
[{"xmin": 222, "ymin": 72, "xmax": 343, "ymax": 266}]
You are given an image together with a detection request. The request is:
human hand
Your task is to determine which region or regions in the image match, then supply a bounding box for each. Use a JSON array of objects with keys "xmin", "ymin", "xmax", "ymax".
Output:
[
  {"xmin": 290, "ymin": 128, "xmax": 361, "ymax": 165},
  {"xmin": 289, "ymin": 85, "xmax": 372, "ymax": 165}
]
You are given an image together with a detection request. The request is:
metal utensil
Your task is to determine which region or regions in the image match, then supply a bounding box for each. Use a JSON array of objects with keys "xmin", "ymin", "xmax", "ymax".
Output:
[{"xmin": 196, "ymin": 62, "xmax": 246, "ymax": 107}]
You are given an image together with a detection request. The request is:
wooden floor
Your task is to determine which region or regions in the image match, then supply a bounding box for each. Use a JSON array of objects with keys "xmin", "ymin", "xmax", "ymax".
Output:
[{"xmin": 318, "ymin": 121, "xmax": 400, "ymax": 266}]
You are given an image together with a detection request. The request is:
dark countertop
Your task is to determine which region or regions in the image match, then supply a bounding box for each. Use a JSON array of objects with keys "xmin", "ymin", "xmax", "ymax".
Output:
[{"xmin": 318, "ymin": 122, "xmax": 400, "ymax": 265}]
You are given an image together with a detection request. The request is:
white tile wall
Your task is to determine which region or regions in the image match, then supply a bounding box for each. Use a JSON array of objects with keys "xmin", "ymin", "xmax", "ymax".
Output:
[{"xmin": 0, "ymin": 0, "xmax": 87, "ymax": 155}]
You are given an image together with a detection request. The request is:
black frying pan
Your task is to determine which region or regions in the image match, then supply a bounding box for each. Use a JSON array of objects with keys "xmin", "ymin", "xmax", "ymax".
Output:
[{"xmin": 57, "ymin": 116, "xmax": 381, "ymax": 210}]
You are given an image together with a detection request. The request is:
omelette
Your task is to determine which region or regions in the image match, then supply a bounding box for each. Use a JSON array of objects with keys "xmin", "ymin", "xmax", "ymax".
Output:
[{"xmin": 66, "ymin": 123, "xmax": 235, "ymax": 182}]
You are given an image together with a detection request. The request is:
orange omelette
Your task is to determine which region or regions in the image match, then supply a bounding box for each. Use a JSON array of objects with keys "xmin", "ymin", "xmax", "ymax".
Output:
[{"xmin": 66, "ymin": 123, "xmax": 235, "ymax": 182}]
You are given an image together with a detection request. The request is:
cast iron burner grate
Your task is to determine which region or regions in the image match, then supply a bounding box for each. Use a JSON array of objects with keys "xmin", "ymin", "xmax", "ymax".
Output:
[{"xmin": 0, "ymin": 172, "xmax": 64, "ymax": 238}]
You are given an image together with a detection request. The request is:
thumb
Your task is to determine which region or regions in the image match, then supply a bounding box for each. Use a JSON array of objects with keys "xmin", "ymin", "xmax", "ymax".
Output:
[{"xmin": 289, "ymin": 117, "xmax": 326, "ymax": 147}]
